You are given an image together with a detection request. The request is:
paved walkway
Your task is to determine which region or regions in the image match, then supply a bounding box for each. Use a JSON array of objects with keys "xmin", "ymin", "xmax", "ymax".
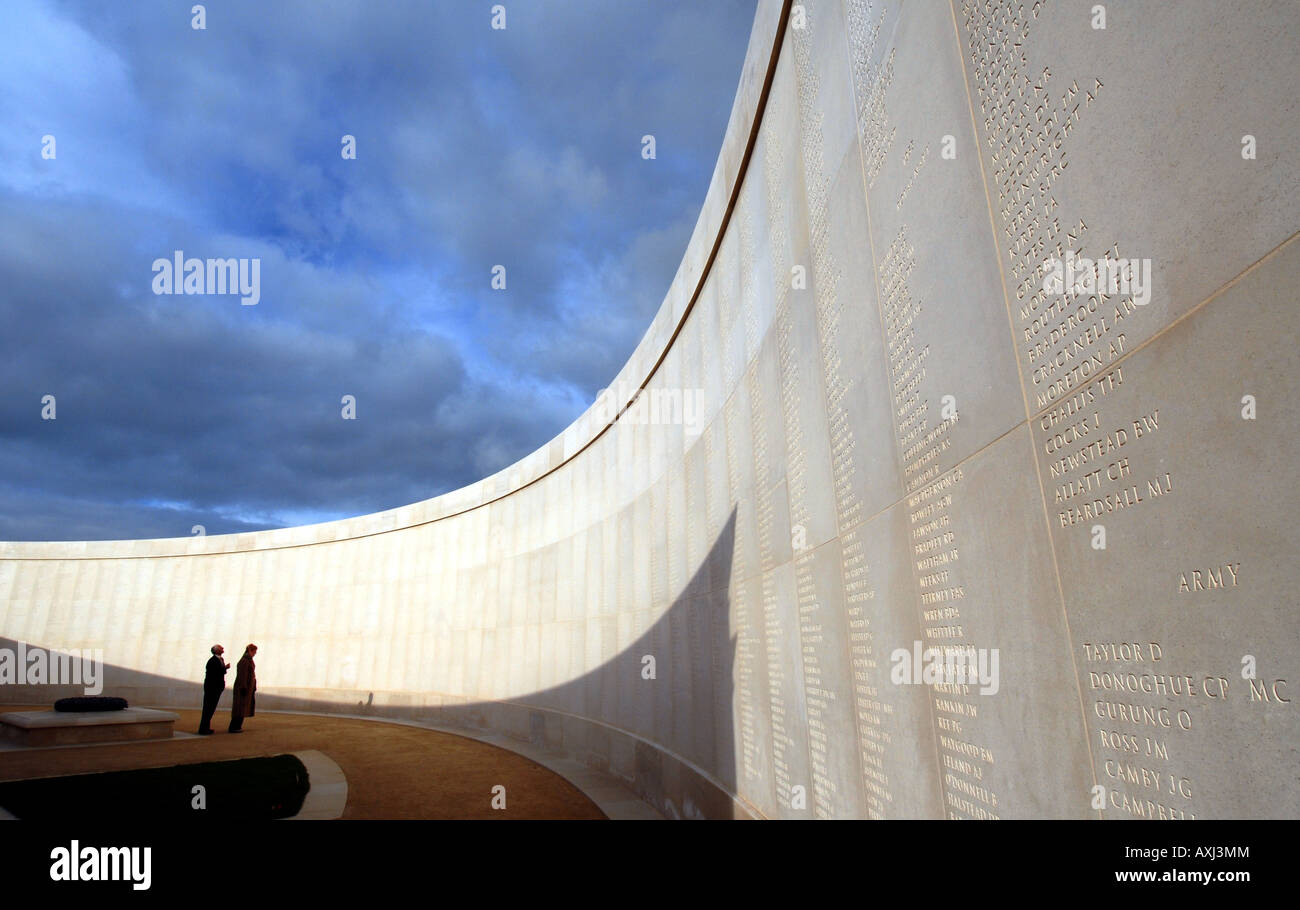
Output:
[{"xmin": 0, "ymin": 705, "xmax": 606, "ymax": 819}]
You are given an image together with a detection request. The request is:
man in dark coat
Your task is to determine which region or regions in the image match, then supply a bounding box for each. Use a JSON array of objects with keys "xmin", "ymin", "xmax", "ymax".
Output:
[
  {"xmin": 227, "ymin": 644, "xmax": 258, "ymax": 733},
  {"xmin": 198, "ymin": 644, "xmax": 228, "ymax": 735}
]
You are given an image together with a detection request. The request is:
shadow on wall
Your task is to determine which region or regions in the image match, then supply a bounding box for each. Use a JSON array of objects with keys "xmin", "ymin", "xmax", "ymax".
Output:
[{"xmin": 0, "ymin": 512, "xmax": 743, "ymax": 819}]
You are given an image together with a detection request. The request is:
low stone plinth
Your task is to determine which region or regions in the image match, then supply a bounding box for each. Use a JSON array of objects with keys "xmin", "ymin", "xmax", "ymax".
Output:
[{"xmin": 0, "ymin": 708, "xmax": 179, "ymax": 747}]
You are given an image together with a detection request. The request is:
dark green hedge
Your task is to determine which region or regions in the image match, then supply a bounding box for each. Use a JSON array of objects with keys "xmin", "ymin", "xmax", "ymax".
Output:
[
  {"xmin": 53, "ymin": 696, "xmax": 129, "ymax": 712},
  {"xmin": 0, "ymin": 753, "xmax": 311, "ymax": 819}
]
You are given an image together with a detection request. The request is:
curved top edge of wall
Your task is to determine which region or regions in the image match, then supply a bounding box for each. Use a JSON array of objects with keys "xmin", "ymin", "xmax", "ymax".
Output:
[{"xmin": 2, "ymin": 0, "xmax": 791, "ymax": 560}]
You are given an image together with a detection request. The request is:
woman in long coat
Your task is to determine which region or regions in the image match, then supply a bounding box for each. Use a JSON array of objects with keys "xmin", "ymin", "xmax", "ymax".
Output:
[{"xmin": 227, "ymin": 644, "xmax": 258, "ymax": 732}]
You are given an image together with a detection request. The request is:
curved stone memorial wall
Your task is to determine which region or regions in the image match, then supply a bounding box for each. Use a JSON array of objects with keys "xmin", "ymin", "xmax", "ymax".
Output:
[{"xmin": 2, "ymin": 0, "xmax": 1297, "ymax": 819}]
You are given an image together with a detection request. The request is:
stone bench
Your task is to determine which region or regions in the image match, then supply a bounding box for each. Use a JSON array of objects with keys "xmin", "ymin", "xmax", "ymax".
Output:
[{"xmin": 0, "ymin": 708, "xmax": 179, "ymax": 747}]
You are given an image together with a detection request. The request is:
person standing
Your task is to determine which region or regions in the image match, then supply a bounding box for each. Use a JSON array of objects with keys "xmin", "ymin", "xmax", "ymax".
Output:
[
  {"xmin": 198, "ymin": 644, "xmax": 229, "ymax": 735},
  {"xmin": 228, "ymin": 644, "xmax": 258, "ymax": 733}
]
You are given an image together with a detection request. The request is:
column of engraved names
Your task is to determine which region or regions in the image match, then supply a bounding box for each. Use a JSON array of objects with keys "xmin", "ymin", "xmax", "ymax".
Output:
[
  {"xmin": 1082, "ymin": 639, "xmax": 1201, "ymax": 819},
  {"xmin": 740, "ymin": 203, "xmax": 793, "ymax": 809},
  {"xmin": 959, "ymin": 0, "xmax": 1134, "ymax": 412},
  {"xmin": 845, "ymin": 0, "xmax": 903, "ymax": 819},
  {"xmin": 1039, "ymin": 364, "xmax": 1197, "ymax": 819},
  {"xmin": 664, "ymin": 449, "xmax": 689, "ymax": 753},
  {"xmin": 760, "ymin": 75, "xmax": 817, "ymax": 813},
  {"xmin": 777, "ymin": 302, "xmax": 837, "ymax": 817},
  {"xmin": 879, "ymin": 230, "xmax": 999, "ymax": 819},
  {"xmin": 962, "ymin": 0, "xmax": 1194, "ymax": 821},
  {"xmin": 753, "ymin": 387, "xmax": 793, "ymax": 809},
  {"xmin": 682, "ymin": 425, "xmax": 713, "ymax": 764},
  {"xmin": 845, "ymin": 535, "xmax": 893, "ymax": 817},
  {"xmin": 766, "ymin": 63, "xmax": 836, "ymax": 811},
  {"xmin": 725, "ymin": 391, "xmax": 760, "ymax": 784},
  {"xmin": 649, "ymin": 484, "xmax": 670, "ymax": 747},
  {"xmin": 768, "ymin": 43, "xmax": 839, "ymax": 807},
  {"xmin": 790, "ymin": 18, "xmax": 897, "ymax": 817},
  {"xmin": 651, "ymin": 479, "xmax": 668, "ymax": 615},
  {"xmin": 702, "ymin": 420, "xmax": 731, "ymax": 769}
]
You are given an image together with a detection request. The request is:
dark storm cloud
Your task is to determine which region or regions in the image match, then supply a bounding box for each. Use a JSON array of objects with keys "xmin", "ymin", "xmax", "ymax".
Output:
[{"xmin": 0, "ymin": 0, "xmax": 755, "ymax": 539}]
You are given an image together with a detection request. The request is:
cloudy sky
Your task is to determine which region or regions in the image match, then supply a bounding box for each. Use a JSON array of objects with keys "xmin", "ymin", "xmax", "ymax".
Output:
[{"xmin": 0, "ymin": 0, "xmax": 755, "ymax": 540}]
